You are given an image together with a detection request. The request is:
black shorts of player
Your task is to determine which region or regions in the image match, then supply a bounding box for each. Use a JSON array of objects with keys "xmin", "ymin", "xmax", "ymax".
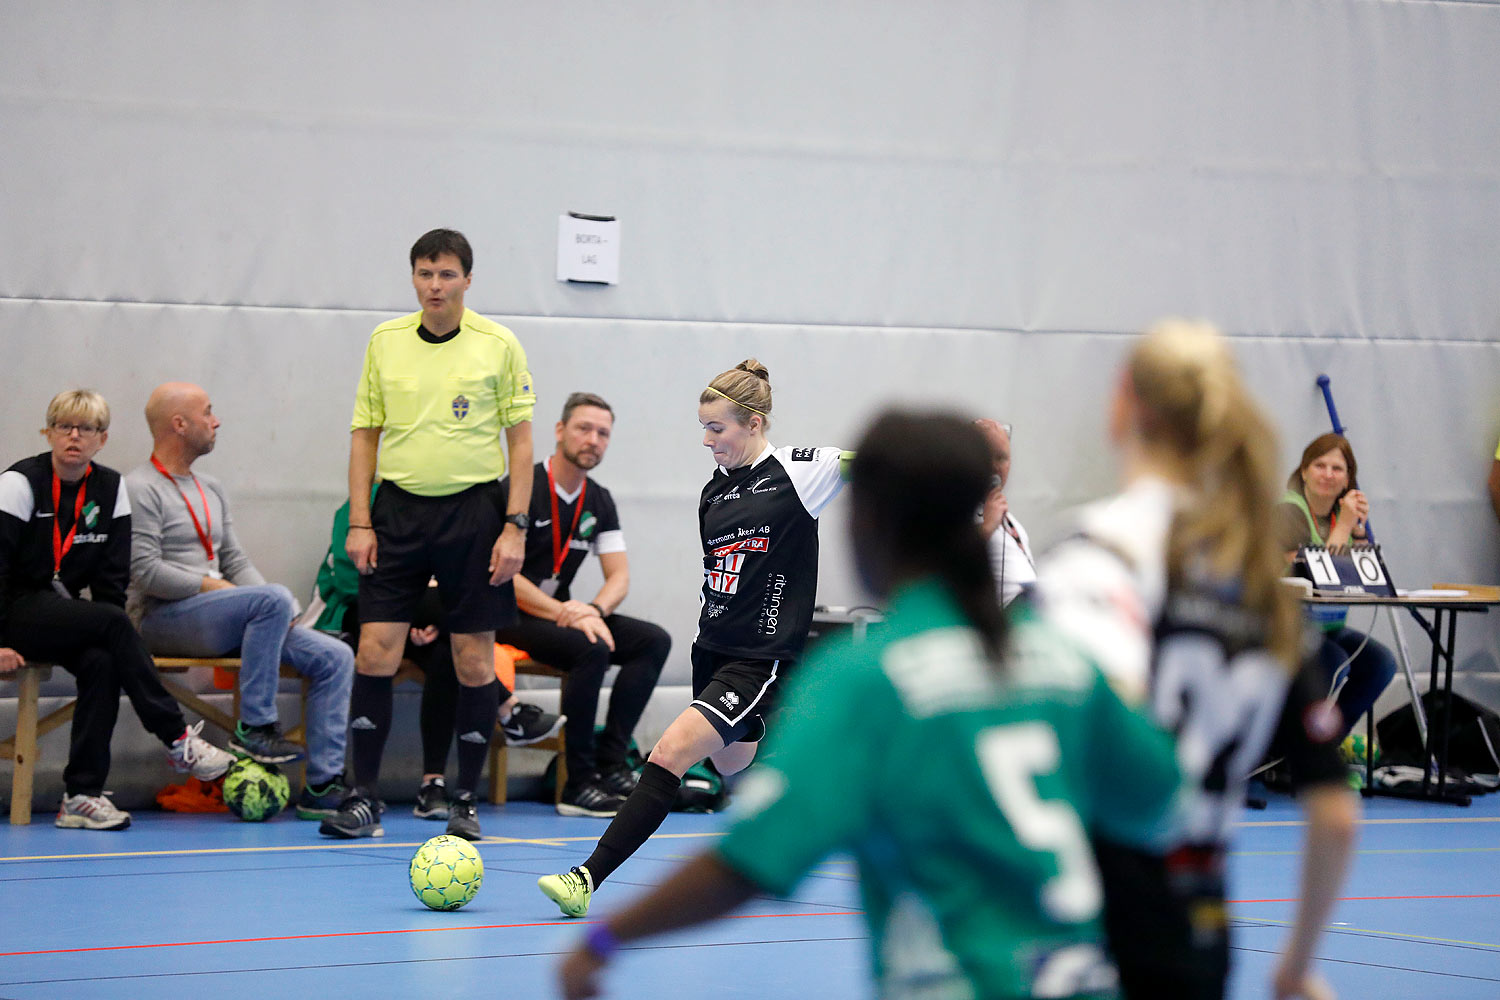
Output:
[
  {"xmin": 358, "ymin": 481, "xmax": 517, "ymax": 634},
  {"xmin": 1092, "ymin": 838, "xmax": 1229, "ymax": 1000},
  {"xmin": 688, "ymin": 643, "xmax": 790, "ymax": 746}
]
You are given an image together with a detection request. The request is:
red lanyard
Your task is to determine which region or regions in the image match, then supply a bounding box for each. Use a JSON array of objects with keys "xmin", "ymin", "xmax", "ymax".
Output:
[
  {"xmin": 150, "ymin": 454, "xmax": 215, "ymax": 561},
  {"xmin": 50, "ymin": 466, "xmax": 92, "ymax": 577},
  {"xmin": 547, "ymin": 458, "xmax": 587, "ymax": 579},
  {"xmin": 1003, "ymin": 516, "xmax": 1025, "ymax": 550}
]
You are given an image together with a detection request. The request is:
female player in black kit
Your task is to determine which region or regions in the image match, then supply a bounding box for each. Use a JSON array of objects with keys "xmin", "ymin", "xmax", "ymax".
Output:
[
  {"xmin": 1036, "ymin": 321, "xmax": 1358, "ymax": 1000},
  {"xmin": 540, "ymin": 358, "xmax": 846, "ymax": 918}
]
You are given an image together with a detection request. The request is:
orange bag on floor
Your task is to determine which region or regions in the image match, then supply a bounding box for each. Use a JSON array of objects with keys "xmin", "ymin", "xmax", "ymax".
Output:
[{"xmin": 156, "ymin": 776, "xmax": 229, "ymax": 813}]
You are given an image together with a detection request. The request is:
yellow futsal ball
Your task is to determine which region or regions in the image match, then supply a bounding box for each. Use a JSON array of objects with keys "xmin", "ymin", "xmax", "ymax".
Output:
[{"xmin": 409, "ymin": 835, "xmax": 484, "ymax": 911}]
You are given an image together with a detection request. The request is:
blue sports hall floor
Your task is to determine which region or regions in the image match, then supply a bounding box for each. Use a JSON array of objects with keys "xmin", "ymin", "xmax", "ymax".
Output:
[{"xmin": 2, "ymin": 787, "xmax": 1497, "ymax": 999}]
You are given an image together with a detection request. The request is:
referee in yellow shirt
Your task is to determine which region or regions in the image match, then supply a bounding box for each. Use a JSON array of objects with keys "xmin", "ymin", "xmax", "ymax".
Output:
[{"xmin": 322, "ymin": 228, "xmax": 536, "ymax": 841}]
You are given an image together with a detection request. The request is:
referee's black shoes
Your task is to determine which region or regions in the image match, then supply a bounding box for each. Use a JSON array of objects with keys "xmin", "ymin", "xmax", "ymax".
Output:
[{"xmin": 446, "ymin": 790, "xmax": 482, "ymax": 841}]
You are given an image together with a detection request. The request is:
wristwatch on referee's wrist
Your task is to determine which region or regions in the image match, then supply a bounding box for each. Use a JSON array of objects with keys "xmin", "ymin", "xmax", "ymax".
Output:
[{"xmin": 504, "ymin": 512, "xmax": 531, "ymax": 532}]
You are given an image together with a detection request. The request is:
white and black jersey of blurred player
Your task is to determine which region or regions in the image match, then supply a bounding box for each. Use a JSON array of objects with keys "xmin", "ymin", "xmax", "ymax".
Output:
[
  {"xmin": 691, "ymin": 444, "xmax": 844, "ymax": 744},
  {"xmin": 1037, "ymin": 479, "xmax": 1346, "ymax": 996}
]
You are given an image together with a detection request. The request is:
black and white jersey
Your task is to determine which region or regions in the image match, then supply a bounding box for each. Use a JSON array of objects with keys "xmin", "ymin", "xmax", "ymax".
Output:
[
  {"xmin": 1036, "ymin": 477, "xmax": 1344, "ymax": 850},
  {"xmin": 496, "ymin": 459, "xmax": 626, "ymax": 603},
  {"xmin": 0, "ymin": 454, "xmax": 133, "ymax": 636},
  {"xmin": 696, "ymin": 443, "xmax": 844, "ymax": 661}
]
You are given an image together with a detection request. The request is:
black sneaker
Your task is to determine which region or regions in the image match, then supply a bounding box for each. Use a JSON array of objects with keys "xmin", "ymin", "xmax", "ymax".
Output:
[
  {"xmin": 596, "ymin": 762, "xmax": 640, "ymax": 797},
  {"xmin": 230, "ymin": 721, "xmax": 306, "ymax": 765},
  {"xmin": 446, "ymin": 790, "xmax": 481, "ymax": 840},
  {"xmin": 318, "ymin": 790, "xmax": 384, "ymax": 839},
  {"xmin": 557, "ymin": 778, "xmax": 628, "ymax": 818},
  {"xmin": 499, "ymin": 703, "xmax": 565, "ymax": 746},
  {"xmin": 413, "ymin": 777, "xmax": 449, "ymax": 820}
]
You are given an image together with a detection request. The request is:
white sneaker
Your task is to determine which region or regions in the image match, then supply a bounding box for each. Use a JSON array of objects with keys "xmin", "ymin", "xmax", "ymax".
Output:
[
  {"xmin": 56, "ymin": 792, "xmax": 132, "ymax": 830},
  {"xmin": 168, "ymin": 721, "xmax": 235, "ymax": 780}
]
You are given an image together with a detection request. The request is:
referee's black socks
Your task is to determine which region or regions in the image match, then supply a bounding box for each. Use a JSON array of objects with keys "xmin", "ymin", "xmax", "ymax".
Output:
[
  {"xmin": 349, "ymin": 674, "xmax": 393, "ymax": 790},
  {"xmin": 453, "ymin": 679, "xmax": 500, "ymax": 795},
  {"xmin": 584, "ymin": 761, "xmax": 681, "ymax": 887}
]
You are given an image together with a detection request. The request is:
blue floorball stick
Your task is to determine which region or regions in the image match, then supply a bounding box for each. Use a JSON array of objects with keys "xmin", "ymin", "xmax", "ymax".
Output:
[
  {"xmin": 1317, "ymin": 374, "xmax": 1377, "ymax": 544},
  {"xmin": 1316, "ymin": 373, "xmax": 1428, "ymax": 748}
]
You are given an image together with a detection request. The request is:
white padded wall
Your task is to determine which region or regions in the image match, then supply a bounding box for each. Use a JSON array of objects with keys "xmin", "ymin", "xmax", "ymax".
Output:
[{"xmin": 3, "ymin": 1, "xmax": 1500, "ymax": 699}]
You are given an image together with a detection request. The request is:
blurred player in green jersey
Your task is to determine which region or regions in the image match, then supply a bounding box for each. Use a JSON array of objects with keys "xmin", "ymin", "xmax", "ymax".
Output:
[{"xmin": 557, "ymin": 410, "xmax": 1182, "ymax": 1000}]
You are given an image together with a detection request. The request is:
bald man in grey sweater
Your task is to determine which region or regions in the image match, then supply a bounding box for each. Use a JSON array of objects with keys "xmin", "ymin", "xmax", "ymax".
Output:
[{"xmin": 126, "ymin": 383, "xmax": 354, "ymax": 820}]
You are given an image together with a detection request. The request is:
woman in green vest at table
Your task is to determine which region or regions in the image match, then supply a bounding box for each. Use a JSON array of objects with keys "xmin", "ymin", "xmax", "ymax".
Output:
[{"xmin": 1275, "ymin": 433, "xmax": 1397, "ymax": 737}]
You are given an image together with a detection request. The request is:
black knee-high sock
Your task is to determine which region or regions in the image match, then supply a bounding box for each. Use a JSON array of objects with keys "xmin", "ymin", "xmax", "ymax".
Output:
[
  {"xmin": 583, "ymin": 762, "xmax": 681, "ymax": 886},
  {"xmin": 418, "ymin": 648, "xmax": 460, "ymax": 776},
  {"xmin": 453, "ymin": 679, "xmax": 500, "ymax": 796},
  {"xmin": 349, "ymin": 674, "xmax": 393, "ymax": 791}
]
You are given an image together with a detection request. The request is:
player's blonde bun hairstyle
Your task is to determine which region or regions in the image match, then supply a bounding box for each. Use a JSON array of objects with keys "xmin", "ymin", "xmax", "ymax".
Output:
[
  {"xmin": 701, "ymin": 359, "xmax": 772, "ymax": 430},
  {"xmin": 1128, "ymin": 319, "xmax": 1298, "ymax": 668}
]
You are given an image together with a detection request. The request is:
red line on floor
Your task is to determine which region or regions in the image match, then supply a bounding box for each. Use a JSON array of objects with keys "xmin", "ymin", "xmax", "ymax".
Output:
[
  {"xmin": 10, "ymin": 894, "xmax": 1487, "ymax": 958},
  {"xmin": 0, "ymin": 910, "xmax": 857, "ymax": 958}
]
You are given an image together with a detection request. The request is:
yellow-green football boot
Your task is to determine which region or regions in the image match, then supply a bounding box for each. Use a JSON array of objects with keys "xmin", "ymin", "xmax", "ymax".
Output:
[{"xmin": 539, "ymin": 865, "xmax": 593, "ymax": 917}]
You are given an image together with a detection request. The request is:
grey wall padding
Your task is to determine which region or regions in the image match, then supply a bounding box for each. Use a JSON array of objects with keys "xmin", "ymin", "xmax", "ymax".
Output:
[{"xmin": 3, "ymin": 1, "xmax": 1500, "ymax": 715}]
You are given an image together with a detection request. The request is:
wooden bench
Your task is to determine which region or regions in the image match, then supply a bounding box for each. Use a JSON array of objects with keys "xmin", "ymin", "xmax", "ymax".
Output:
[
  {"xmin": 5, "ymin": 654, "xmax": 566, "ymax": 824},
  {"xmin": 152, "ymin": 657, "xmax": 310, "ymax": 750},
  {"xmin": 2, "ymin": 657, "xmax": 309, "ymax": 825},
  {"xmin": 1, "ymin": 664, "xmax": 71, "ymax": 825}
]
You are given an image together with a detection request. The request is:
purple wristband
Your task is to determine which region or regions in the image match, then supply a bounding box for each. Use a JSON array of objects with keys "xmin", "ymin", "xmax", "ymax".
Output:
[{"xmin": 584, "ymin": 923, "xmax": 619, "ymax": 959}]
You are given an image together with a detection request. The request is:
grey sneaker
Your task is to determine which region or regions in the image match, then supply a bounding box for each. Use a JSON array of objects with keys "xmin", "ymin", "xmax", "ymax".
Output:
[
  {"xmin": 167, "ymin": 721, "xmax": 235, "ymax": 780},
  {"xmin": 55, "ymin": 792, "xmax": 131, "ymax": 830},
  {"xmin": 499, "ymin": 703, "xmax": 565, "ymax": 746},
  {"xmin": 319, "ymin": 790, "xmax": 384, "ymax": 839},
  {"xmin": 445, "ymin": 789, "xmax": 481, "ymax": 841},
  {"xmin": 230, "ymin": 720, "xmax": 306, "ymax": 765}
]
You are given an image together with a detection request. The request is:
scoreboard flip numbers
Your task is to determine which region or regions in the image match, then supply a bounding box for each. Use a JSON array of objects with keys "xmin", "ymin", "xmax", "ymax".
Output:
[{"xmin": 1296, "ymin": 544, "xmax": 1396, "ymax": 597}]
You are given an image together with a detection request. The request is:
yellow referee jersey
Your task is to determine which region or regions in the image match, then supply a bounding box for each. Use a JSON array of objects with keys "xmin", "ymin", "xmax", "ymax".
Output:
[{"xmin": 352, "ymin": 309, "xmax": 536, "ymax": 496}]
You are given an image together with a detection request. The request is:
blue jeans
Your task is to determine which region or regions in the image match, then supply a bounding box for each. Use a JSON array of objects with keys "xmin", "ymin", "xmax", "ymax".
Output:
[
  {"xmin": 1318, "ymin": 626, "xmax": 1397, "ymax": 737},
  {"xmin": 141, "ymin": 584, "xmax": 353, "ymax": 784}
]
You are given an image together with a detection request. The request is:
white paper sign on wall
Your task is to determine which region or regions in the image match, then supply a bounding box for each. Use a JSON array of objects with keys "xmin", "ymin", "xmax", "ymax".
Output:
[{"xmin": 557, "ymin": 212, "xmax": 620, "ymax": 285}]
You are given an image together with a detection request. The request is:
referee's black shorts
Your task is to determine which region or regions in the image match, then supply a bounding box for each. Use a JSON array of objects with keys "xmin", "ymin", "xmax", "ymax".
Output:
[
  {"xmin": 358, "ymin": 481, "xmax": 517, "ymax": 634},
  {"xmin": 689, "ymin": 643, "xmax": 790, "ymax": 745}
]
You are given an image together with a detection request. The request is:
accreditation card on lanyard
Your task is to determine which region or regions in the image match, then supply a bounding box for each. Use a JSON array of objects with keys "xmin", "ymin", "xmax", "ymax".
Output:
[
  {"xmin": 149, "ymin": 454, "xmax": 220, "ymax": 578},
  {"xmin": 50, "ymin": 466, "xmax": 93, "ymax": 598},
  {"xmin": 539, "ymin": 458, "xmax": 585, "ymax": 598}
]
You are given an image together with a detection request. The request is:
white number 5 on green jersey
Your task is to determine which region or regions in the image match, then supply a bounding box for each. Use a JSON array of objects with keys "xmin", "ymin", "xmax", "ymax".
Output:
[{"xmin": 978, "ymin": 723, "xmax": 1102, "ymax": 924}]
